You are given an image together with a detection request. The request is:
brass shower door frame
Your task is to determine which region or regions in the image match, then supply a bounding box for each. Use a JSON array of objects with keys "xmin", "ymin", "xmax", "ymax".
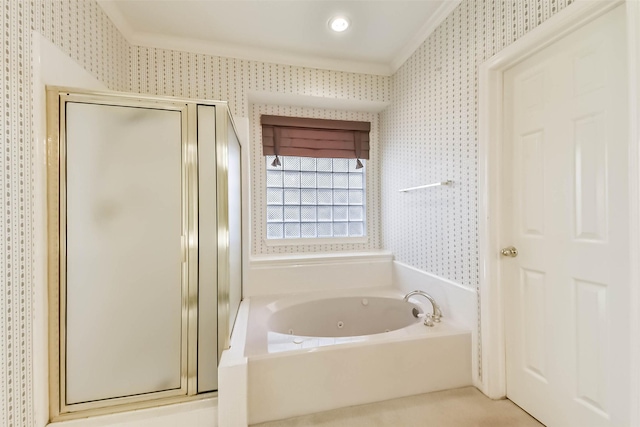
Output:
[
  {"xmin": 45, "ymin": 87, "xmax": 239, "ymax": 421},
  {"xmin": 215, "ymin": 105, "xmax": 231, "ymax": 357}
]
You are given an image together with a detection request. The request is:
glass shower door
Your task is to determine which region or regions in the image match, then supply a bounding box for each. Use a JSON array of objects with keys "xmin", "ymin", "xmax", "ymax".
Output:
[
  {"xmin": 198, "ymin": 105, "xmax": 243, "ymax": 390},
  {"xmin": 47, "ymin": 89, "xmax": 242, "ymax": 420},
  {"xmin": 227, "ymin": 113, "xmax": 243, "ymax": 332},
  {"xmin": 59, "ymin": 97, "xmax": 191, "ymax": 412}
]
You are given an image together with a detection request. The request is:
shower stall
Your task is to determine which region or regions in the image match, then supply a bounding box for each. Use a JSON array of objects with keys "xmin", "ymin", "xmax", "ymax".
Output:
[{"xmin": 45, "ymin": 88, "xmax": 242, "ymax": 420}]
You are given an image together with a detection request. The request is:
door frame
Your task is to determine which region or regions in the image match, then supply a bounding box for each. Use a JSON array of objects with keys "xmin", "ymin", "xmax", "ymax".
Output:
[{"xmin": 477, "ymin": 0, "xmax": 640, "ymax": 424}]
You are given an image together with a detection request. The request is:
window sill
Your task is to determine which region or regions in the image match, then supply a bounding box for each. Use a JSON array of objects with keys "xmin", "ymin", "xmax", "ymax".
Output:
[
  {"xmin": 249, "ymin": 250, "xmax": 392, "ymax": 266},
  {"xmin": 264, "ymin": 236, "xmax": 368, "ymax": 247}
]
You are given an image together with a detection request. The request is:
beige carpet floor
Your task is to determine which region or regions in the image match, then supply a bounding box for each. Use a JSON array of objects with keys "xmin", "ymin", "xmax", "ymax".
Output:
[{"xmin": 252, "ymin": 387, "xmax": 544, "ymax": 427}]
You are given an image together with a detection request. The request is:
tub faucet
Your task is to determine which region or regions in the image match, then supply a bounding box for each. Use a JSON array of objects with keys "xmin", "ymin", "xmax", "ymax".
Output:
[{"xmin": 403, "ymin": 290, "xmax": 443, "ymax": 324}]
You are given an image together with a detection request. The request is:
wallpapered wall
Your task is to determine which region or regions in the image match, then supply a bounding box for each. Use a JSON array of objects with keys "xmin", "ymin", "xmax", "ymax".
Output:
[
  {"xmin": 130, "ymin": 47, "xmax": 390, "ymax": 255},
  {"xmin": 1, "ymin": 0, "xmax": 580, "ymax": 424},
  {"xmin": 3, "ymin": 1, "xmax": 390, "ymax": 423},
  {"xmin": 380, "ymin": 0, "xmax": 574, "ymax": 290},
  {"xmin": 1, "ymin": 1, "xmax": 130, "ymax": 426},
  {"xmin": 131, "ymin": 47, "xmax": 391, "ymax": 119}
]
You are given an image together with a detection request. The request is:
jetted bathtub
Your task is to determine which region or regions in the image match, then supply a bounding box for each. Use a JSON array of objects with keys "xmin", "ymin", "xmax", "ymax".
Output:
[{"xmin": 243, "ymin": 288, "xmax": 472, "ymax": 424}]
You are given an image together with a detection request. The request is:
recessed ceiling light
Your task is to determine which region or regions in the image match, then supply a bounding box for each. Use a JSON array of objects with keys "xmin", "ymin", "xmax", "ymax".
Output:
[{"xmin": 329, "ymin": 16, "xmax": 350, "ymax": 32}]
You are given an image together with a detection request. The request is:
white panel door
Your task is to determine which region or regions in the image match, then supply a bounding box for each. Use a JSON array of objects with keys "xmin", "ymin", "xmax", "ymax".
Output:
[{"xmin": 503, "ymin": 5, "xmax": 629, "ymax": 427}]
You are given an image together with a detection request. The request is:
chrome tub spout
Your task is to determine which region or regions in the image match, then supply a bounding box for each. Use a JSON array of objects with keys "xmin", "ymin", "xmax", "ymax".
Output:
[{"xmin": 403, "ymin": 290, "xmax": 443, "ymax": 325}]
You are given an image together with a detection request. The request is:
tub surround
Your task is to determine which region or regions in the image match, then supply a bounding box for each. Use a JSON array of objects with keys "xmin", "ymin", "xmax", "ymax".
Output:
[
  {"xmin": 392, "ymin": 260, "xmax": 479, "ymax": 384},
  {"xmin": 219, "ymin": 301, "xmax": 251, "ymax": 427},
  {"xmin": 249, "ymin": 328, "xmax": 470, "ymax": 424},
  {"xmin": 392, "ymin": 262, "xmax": 476, "ymax": 329},
  {"xmin": 220, "ymin": 253, "xmax": 479, "ymax": 426},
  {"xmin": 245, "ymin": 251, "xmax": 393, "ymax": 297},
  {"xmin": 244, "ymin": 252, "xmax": 475, "ymax": 327},
  {"xmin": 220, "ymin": 287, "xmax": 472, "ymax": 426}
]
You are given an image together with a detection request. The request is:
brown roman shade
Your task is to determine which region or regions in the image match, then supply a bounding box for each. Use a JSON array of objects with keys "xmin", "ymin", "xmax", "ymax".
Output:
[{"xmin": 261, "ymin": 115, "xmax": 370, "ymax": 168}]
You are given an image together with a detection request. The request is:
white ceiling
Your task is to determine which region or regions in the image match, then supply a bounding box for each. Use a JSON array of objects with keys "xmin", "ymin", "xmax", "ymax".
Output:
[{"xmin": 99, "ymin": 0, "xmax": 461, "ymax": 75}]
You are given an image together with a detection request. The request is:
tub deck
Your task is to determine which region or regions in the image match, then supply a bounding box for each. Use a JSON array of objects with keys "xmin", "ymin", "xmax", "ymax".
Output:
[{"xmin": 241, "ymin": 288, "xmax": 472, "ymax": 425}]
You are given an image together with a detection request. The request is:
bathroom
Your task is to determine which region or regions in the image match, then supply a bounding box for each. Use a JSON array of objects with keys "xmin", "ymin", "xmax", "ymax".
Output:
[{"xmin": 2, "ymin": 0, "xmax": 639, "ymax": 426}]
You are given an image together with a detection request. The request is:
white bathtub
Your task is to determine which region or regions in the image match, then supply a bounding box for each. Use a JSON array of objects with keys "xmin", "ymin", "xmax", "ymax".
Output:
[
  {"xmin": 269, "ymin": 296, "xmax": 420, "ymax": 336},
  {"xmin": 242, "ymin": 288, "xmax": 472, "ymax": 424}
]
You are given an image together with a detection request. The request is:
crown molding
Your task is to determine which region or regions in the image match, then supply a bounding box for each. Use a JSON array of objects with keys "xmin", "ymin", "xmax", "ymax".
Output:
[{"xmin": 389, "ymin": 0, "xmax": 463, "ymax": 73}]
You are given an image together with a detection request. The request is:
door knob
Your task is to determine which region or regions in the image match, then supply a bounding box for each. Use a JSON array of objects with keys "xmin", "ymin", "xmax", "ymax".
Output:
[{"xmin": 500, "ymin": 246, "xmax": 518, "ymax": 257}]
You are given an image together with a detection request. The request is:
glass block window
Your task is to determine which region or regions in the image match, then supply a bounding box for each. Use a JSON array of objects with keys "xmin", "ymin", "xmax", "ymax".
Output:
[{"xmin": 266, "ymin": 156, "xmax": 366, "ymax": 239}]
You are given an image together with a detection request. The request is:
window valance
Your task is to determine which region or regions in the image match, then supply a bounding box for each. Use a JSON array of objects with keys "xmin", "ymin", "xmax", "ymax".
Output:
[{"xmin": 260, "ymin": 115, "xmax": 370, "ymax": 168}]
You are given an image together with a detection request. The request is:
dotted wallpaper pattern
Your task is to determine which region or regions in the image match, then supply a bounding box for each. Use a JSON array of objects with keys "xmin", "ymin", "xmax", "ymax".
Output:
[
  {"xmin": 131, "ymin": 47, "xmax": 390, "ymax": 255},
  {"xmin": 380, "ymin": 0, "xmax": 574, "ymax": 291},
  {"xmin": 1, "ymin": 1, "xmax": 130, "ymax": 426},
  {"xmin": 131, "ymin": 47, "xmax": 391, "ymax": 119},
  {"xmin": 250, "ymin": 104, "xmax": 381, "ymax": 255},
  {"xmin": 36, "ymin": 0, "xmax": 131, "ymax": 90},
  {"xmin": 1, "ymin": 0, "xmax": 580, "ymax": 424}
]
